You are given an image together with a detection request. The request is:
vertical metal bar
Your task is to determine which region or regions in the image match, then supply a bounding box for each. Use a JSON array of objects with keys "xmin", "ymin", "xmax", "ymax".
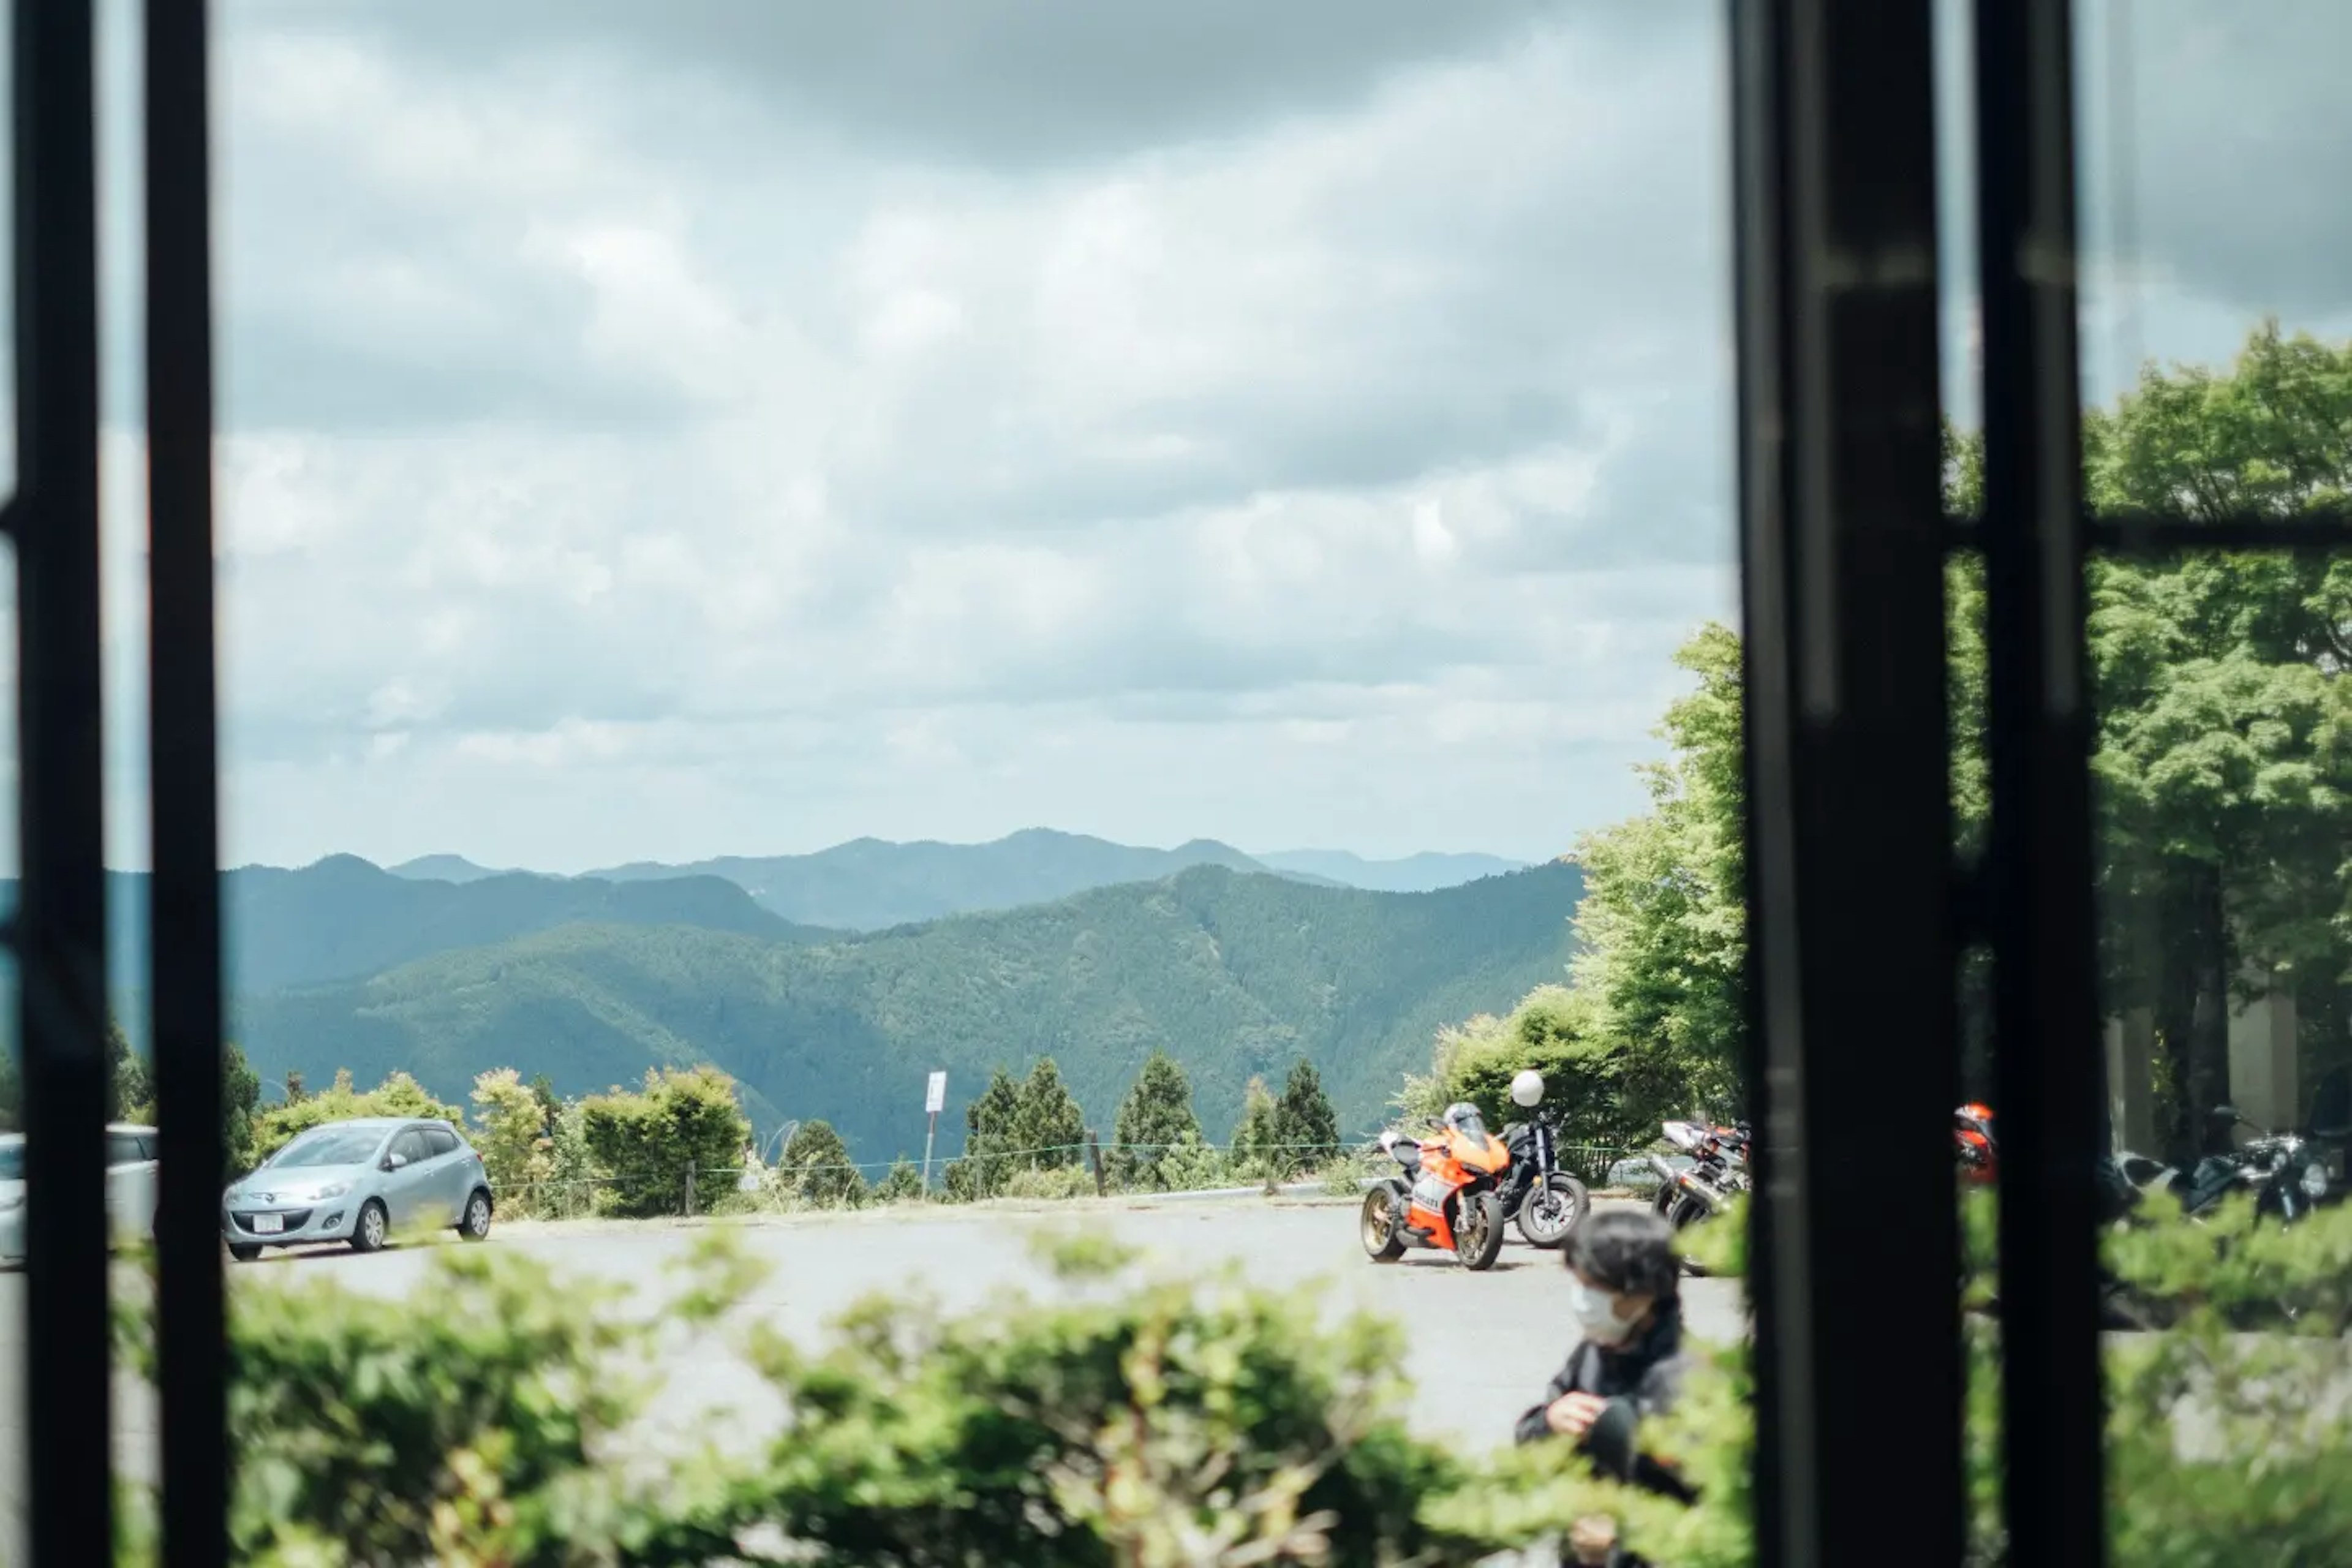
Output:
[
  {"xmin": 1973, "ymin": 0, "xmax": 2105, "ymax": 1562},
  {"xmin": 1732, "ymin": 2, "xmax": 1962, "ymax": 1564},
  {"xmin": 1725, "ymin": 0, "xmax": 1792, "ymax": 1558},
  {"xmin": 146, "ymin": 0, "xmax": 228, "ymax": 1563},
  {"xmin": 12, "ymin": 0, "xmax": 114, "ymax": 1561}
]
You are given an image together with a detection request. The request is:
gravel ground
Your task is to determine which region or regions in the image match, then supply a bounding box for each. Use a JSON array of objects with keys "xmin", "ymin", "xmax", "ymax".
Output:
[{"xmin": 0, "ymin": 1195, "xmax": 1739, "ymax": 1562}]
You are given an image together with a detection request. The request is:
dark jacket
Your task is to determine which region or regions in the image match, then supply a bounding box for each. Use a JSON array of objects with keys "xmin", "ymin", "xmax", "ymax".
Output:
[{"xmin": 1513, "ymin": 1297, "xmax": 1697, "ymax": 1504}]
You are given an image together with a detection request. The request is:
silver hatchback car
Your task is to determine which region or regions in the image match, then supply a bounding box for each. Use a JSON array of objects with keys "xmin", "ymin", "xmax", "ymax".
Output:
[{"xmin": 222, "ymin": 1117, "xmax": 493, "ymax": 1260}]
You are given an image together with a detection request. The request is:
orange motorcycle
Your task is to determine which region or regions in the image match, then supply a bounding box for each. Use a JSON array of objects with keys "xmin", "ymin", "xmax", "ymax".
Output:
[{"xmin": 1360, "ymin": 1101, "xmax": 1511, "ymax": 1270}]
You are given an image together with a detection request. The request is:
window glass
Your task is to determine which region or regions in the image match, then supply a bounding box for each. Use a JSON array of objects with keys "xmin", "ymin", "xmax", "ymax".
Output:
[{"xmin": 105, "ymin": 1132, "xmax": 146, "ymax": 1169}]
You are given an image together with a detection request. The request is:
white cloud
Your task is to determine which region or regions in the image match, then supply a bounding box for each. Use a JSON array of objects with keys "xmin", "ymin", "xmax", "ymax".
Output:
[{"xmin": 122, "ymin": 0, "xmax": 2343, "ymax": 874}]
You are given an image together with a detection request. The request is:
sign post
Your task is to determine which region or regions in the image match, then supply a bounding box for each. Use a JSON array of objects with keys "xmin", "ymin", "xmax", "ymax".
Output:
[{"xmin": 921, "ymin": 1071, "xmax": 947, "ymax": 1193}]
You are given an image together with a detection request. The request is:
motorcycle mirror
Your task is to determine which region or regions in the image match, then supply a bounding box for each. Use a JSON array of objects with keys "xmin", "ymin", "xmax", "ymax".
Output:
[{"xmin": 2207, "ymin": 1104, "xmax": 2241, "ymax": 1124}]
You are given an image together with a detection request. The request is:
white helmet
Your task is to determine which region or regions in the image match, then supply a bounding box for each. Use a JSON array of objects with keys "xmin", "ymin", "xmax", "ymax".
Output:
[{"xmin": 1510, "ymin": 1069, "xmax": 1545, "ymax": 1107}]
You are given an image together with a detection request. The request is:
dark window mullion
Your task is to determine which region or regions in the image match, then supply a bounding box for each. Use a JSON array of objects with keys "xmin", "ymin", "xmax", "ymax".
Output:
[
  {"xmin": 145, "ymin": 1, "xmax": 228, "ymax": 1564},
  {"xmin": 1972, "ymin": 0, "xmax": 2109, "ymax": 1565},
  {"xmin": 12, "ymin": 0, "xmax": 115, "ymax": 1563},
  {"xmin": 1732, "ymin": 2, "xmax": 1964, "ymax": 1564}
]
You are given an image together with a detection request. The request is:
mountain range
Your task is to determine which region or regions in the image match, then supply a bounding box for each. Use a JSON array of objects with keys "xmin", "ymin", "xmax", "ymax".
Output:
[
  {"xmin": 4, "ymin": 829, "xmax": 1572, "ymax": 1161},
  {"xmin": 383, "ymin": 829, "xmax": 1529, "ymax": 929},
  {"xmin": 232, "ymin": 859, "xmax": 1585, "ymax": 1159}
]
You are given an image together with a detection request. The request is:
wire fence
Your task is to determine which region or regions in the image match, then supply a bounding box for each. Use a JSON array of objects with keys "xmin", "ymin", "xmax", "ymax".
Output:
[{"xmin": 492, "ymin": 1137, "xmax": 1667, "ymax": 1221}]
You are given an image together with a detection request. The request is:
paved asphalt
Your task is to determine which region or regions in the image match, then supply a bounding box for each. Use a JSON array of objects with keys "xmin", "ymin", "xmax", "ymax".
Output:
[{"xmin": 0, "ymin": 1196, "xmax": 1740, "ymax": 1562}]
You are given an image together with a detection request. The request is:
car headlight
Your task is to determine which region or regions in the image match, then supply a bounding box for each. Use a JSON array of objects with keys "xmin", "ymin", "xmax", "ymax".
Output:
[
  {"xmin": 2301, "ymin": 1163, "xmax": 2330, "ymax": 1199},
  {"xmin": 306, "ymin": 1182, "xmax": 352, "ymax": 1202}
]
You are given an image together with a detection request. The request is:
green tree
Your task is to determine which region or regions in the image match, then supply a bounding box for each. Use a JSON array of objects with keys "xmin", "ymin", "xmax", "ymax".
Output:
[
  {"xmin": 944, "ymin": 1065, "xmax": 1023, "ymax": 1201},
  {"xmin": 1011, "ymin": 1056, "xmax": 1086, "ymax": 1170},
  {"xmin": 105, "ymin": 1017, "xmax": 150, "ymax": 1124},
  {"xmin": 471, "ymin": 1067, "xmax": 554, "ymax": 1207},
  {"xmin": 1570, "ymin": 621, "xmax": 1749, "ymax": 1123},
  {"xmin": 1109, "ymin": 1050, "xmax": 1202, "ymax": 1191},
  {"xmin": 281, "ymin": 1069, "xmax": 306, "ymax": 1104},
  {"xmin": 782, "ymin": 1118, "xmax": 867, "ymax": 1207},
  {"xmin": 1268, "ymin": 1058, "xmax": 1340, "ymax": 1179},
  {"xmin": 578, "ymin": 1065, "xmax": 752, "ymax": 1218},
  {"xmin": 1227, "ymin": 1076, "xmax": 1280, "ymax": 1180}
]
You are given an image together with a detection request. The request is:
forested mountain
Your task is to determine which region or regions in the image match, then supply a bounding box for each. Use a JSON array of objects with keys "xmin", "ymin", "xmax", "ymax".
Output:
[
  {"xmin": 232, "ymin": 860, "xmax": 1586, "ymax": 1161},
  {"xmin": 1254, "ymin": 850, "xmax": 1531, "ymax": 892},
  {"xmin": 581, "ymin": 827, "xmax": 1301, "ymax": 929},
  {"xmin": 0, "ymin": 857, "xmax": 825, "ymax": 999}
]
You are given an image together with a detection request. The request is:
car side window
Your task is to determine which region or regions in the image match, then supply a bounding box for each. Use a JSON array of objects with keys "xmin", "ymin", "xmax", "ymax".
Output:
[
  {"xmin": 105, "ymin": 1132, "xmax": 148, "ymax": 1169},
  {"xmin": 424, "ymin": 1126, "xmax": 461, "ymax": 1159},
  {"xmin": 391, "ymin": 1129, "xmax": 429, "ymax": 1166}
]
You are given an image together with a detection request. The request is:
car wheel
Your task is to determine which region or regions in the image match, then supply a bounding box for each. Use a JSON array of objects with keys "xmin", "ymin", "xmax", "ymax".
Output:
[
  {"xmin": 458, "ymin": 1189, "xmax": 492, "ymax": 1242},
  {"xmin": 228, "ymin": 1244, "xmax": 261, "ymax": 1264},
  {"xmin": 350, "ymin": 1199, "xmax": 390, "ymax": 1254}
]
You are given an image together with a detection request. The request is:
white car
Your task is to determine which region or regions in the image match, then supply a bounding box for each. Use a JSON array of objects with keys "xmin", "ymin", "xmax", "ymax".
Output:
[{"xmin": 0, "ymin": 1123, "xmax": 163, "ymax": 1265}]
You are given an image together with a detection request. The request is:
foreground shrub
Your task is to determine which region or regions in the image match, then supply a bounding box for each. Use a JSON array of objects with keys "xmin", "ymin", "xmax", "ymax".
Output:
[{"xmin": 1549, "ymin": 1191, "xmax": 2352, "ymax": 1568}]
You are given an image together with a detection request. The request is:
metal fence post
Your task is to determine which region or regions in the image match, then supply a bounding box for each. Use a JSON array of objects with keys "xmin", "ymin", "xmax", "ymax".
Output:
[
  {"xmin": 1088, "ymin": 1130, "xmax": 1106, "ymax": 1197},
  {"xmin": 684, "ymin": 1159, "xmax": 697, "ymax": 1218}
]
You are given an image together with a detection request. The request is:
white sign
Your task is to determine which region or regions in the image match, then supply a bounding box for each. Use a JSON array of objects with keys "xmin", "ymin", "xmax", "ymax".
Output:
[{"xmin": 925, "ymin": 1071, "xmax": 948, "ymax": 1115}]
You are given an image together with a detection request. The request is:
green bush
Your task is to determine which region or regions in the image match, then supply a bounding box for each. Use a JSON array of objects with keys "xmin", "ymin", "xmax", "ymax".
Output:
[
  {"xmin": 578, "ymin": 1066, "xmax": 753, "ymax": 1218},
  {"xmin": 1001, "ymin": 1163, "xmax": 1098, "ymax": 1201},
  {"xmin": 873, "ymin": 1158, "xmax": 927, "ymax": 1204},
  {"xmin": 251, "ymin": 1069, "xmax": 464, "ymax": 1165},
  {"xmin": 1552, "ymin": 1191, "xmax": 2352, "ymax": 1568}
]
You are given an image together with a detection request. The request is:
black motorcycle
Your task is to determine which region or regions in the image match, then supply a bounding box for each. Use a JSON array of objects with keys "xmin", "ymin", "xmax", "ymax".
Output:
[
  {"xmin": 2119, "ymin": 1103, "xmax": 2333, "ymax": 1224},
  {"xmin": 1498, "ymin": 1106, "xmax": 1590, "ymax": 1248}
]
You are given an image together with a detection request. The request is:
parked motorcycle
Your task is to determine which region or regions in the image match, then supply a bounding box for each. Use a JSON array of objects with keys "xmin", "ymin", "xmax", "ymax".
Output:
[
  {"xmin": 1648, "ymin": 1120, "xmax": 1750, "ymax": 1255},
  {"xmin": 1362, "ymin": 1101, "xmax": 1512, "ymax": 1270},
  {"xmin": 2117, "ymin": 1104, "xmax": 2332, "ymax": 1224},
  {"xmin": 1954, "ymin": 1102, "xmax": 1997, "ymax": 1185},
  {"xmin": 1497, "ymin": 1069, "xmax": 1591, "ymax": 1249}
]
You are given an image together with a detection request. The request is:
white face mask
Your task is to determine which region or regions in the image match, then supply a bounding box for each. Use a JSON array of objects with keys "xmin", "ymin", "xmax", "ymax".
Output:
[{"xmin": 1567, "ymin": 1275, "xmax": 1645, "ymax": 1345}]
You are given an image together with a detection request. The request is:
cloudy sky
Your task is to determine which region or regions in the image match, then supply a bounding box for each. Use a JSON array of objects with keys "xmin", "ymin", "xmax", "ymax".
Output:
[{"xmin": 39, "ymin": 1, "xmax": 2352, "ymax": 873}]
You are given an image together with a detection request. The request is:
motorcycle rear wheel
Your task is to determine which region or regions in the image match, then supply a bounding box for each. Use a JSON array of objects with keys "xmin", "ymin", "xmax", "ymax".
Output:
[
  {"xmin": 1360, "ymin": 1183, "xmax": 1408, "ymax": 1262},
  {"xmin": 1516, "ymin": 1172, "xmax": 1589, "ymax": 1249},
  {"xmin": 1455, "ymin": 1191, "xmax": 1506, "ymax": 1271}
]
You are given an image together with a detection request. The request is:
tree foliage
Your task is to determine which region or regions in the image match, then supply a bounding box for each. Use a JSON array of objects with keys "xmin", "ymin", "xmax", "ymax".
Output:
[
  {"xmin": 1227, "ymin": 1076, "xmax": 1282, "ymax": 1180},
  {"xmin": 251, "ymin": 1069, "xmax": 464, "ymax": 1166},
  {"xmin": 1267, "ymin": 1058, "xmax": 1341, "ymax": 1179},
  {"xmin": 577, "ymin": 1066, "xmax": 753, "ymax": 1218},
  {"xmin": 780, "ymin": 1118, "xmax": 867, "ymax": 1208},
  {"xmin": 1109, "ymin": 1049, "xmax": 1203, "ymax": 1191},
  {"xmin": 1400, "ymin": 984, "xmax": 1645, "ymax": 1153}
]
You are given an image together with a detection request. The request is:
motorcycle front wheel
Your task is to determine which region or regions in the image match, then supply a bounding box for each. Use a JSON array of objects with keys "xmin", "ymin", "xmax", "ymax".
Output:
[
  {"xmin": 1517, "ymin": 1172, "xmax": 1589, "ymax": 1249},
  {"xmin": 1455, "ymin": 1191, "xmax": 1506, "ymax": 1272},
  {"xmin": 1360, "ymin": 1183, "xmax": 1408, "ymax": 1262}
]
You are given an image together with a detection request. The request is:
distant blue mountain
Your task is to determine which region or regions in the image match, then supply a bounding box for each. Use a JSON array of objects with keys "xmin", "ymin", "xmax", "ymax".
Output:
[{"xmin": 1254, "ymin": 848, "xmax": 1534, "ymax": 894}]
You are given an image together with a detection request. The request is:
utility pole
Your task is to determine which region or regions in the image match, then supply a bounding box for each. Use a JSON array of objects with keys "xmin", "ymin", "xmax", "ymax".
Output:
[{"xmin": 921, "ymin": 1070, "xmax": 946, "ymax": 1193}]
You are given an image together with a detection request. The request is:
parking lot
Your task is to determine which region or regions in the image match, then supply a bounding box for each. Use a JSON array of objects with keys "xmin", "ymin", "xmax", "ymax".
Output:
[{"xmin": 0, "ymin": 1194, "xmax": 1736, "ymax": 1559}]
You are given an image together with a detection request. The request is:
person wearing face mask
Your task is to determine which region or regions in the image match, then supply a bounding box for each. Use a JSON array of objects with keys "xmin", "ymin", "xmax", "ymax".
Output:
[{"xmin": 1513, "ymin": 1208, "xmax": 1697, "ymax": 1509}]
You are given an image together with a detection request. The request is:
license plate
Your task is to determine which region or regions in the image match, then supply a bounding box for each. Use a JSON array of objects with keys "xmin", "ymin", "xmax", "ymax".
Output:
[{"xmin": 252, "ymin": 1213, "xmax": 284, "ymax": 1235}]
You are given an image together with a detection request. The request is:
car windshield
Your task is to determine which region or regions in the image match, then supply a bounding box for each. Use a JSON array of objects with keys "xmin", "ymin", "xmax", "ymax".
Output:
[
  {"xmin": 0, "ymin": 1143, "xmax": 20, "ymax": 1180},
  {"xmin": 269, "ymin": 1128, "xmax": 385, "ymax": 1169}
]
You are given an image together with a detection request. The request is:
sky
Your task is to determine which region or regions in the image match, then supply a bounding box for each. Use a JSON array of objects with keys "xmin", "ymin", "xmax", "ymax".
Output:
[{"xmin": 12, "ymin": 0, "xmax": 2352, "ymax": 873}]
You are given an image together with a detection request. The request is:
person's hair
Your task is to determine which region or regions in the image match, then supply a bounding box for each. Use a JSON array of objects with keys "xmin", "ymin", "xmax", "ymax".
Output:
[{"xmin": 1566, "ymin": 1208, "xmax": 1681, "ymax": 1301}]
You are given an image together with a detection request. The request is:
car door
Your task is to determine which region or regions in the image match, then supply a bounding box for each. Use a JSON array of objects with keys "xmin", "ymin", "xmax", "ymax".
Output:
[
  {"xmin": 422, "ymin": 1125, "xmax": 469, "ymax": 1221},
  {"xmin": 380, "ymin": 1128, "xmax": 437, "ymax": 1229},
  {"xmin": 104, "ymin": 1131, "xmax": 157, "ymax": 1243}
]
